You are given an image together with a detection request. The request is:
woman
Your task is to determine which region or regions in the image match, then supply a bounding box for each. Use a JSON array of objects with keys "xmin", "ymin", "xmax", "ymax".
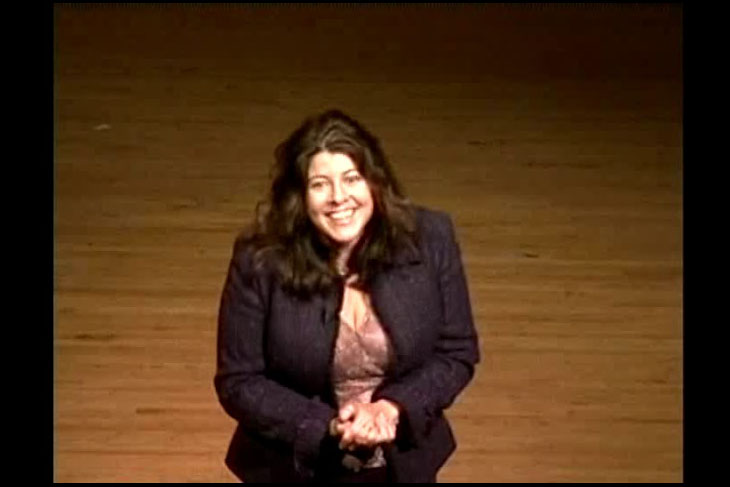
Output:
[{"xmin": 215, "ymin": 109, "xmax": 479, "ymax": 483}]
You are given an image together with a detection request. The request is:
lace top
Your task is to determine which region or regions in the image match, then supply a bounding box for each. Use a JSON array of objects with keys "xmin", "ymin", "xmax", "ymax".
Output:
[{"xmin": 331, "ymin": 280, "xmax": 394, "ymax": 470}]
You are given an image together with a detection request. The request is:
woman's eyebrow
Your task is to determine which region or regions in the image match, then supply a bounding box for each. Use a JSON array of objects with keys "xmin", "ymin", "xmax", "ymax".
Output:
[
  {"xmin": 308, "ymin": 169, "xmax": 358, "ymax": 181},
  {"xmin": 307, "ymin": 174, "xmax": 329, "ymax": 182}
]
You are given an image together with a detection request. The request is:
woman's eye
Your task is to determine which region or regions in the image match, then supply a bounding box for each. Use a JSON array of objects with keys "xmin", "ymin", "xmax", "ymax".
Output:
[{"xmin": 345, "ymin": 174, "xmax": 361, "ymax": 184}]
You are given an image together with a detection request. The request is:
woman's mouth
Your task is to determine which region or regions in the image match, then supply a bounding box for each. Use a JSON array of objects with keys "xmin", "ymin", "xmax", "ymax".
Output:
[{"xmin": 328, "ymin": 208, "xmax": 356, "ymax": 224}]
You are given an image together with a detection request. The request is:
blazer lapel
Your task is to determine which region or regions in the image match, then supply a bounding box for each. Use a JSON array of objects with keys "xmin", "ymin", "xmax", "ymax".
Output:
[{"xmin": 371, "ymin": 253, "xmax": 425, "ymax": 374}]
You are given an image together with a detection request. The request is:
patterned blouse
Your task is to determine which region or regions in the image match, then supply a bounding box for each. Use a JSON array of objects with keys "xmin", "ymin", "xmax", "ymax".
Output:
[{"xmin": 331, "ymin": 278, "xmax": 394, "ymax": 470}]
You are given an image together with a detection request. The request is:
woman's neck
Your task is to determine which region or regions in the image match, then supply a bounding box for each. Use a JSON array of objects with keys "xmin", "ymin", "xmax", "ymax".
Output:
[{"xmin": 335, "ymin": 242, "xmax": 356, "ymax": 276}]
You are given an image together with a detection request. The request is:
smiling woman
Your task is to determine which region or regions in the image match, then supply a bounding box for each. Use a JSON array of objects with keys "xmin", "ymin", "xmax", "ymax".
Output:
[
  {"xmin": 306, "ymin": 151, "xmax": 375, "ymax": 270},
  {"xmin": 214, "ymin": 109, "xmax": 479, "ymax": 483}
]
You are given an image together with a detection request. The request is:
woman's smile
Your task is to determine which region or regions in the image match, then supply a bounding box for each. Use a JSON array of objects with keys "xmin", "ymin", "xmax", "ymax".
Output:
[{"xmin": 328, "ymin": 208, "xmax": 356, "ymax": 223}]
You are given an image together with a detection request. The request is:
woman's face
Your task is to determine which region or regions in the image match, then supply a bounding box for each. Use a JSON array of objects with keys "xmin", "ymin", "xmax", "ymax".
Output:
[{"xmin": 306, "ymin": 151, "xmax": 374, "ymax": 249}]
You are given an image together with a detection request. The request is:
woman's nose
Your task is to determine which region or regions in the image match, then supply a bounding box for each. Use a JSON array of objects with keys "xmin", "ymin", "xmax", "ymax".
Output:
[{"xmin": 330, "ymin": 181, "xmax": 347, "ymax": 203}]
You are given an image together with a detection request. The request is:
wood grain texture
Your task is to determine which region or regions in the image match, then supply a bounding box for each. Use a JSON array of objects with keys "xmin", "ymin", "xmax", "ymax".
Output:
[{"xmin": 54, "ymin": 4, "xmax": 682, "ymax": 482}]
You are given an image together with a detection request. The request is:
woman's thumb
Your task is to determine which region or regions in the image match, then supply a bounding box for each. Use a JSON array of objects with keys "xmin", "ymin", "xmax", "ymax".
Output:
[{"xmin": 339, "ymin": 403, "xmax": 355, "ymax": 421}]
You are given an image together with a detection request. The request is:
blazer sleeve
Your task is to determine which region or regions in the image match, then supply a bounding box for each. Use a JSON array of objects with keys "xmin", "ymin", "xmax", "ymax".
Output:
[
  {"xmin": 214, "ymin": 243, "xmax": 336, "ymax": 478},
  {"xmin": 373, "ymin": 212, "xmax": 480, "ymax": 448}
]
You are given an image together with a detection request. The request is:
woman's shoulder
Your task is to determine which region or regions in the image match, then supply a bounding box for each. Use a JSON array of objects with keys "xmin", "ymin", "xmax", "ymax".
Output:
[
  {"xmin": 411, "ymin": 205, "xmax": 457, "ymax": 242},
  {"xmin": 407, "ymin": 205, "xmax": 470, "ymax": 272},
  {"xmin": 230, "ymin": 231, "xmax": 281, "ymax": 278}
]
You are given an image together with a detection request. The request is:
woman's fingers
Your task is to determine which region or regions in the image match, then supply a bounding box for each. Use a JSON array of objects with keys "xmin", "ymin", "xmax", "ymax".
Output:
[
  {"xmin": 340, "ymin": 422, "xmax": 373, "ymax": 448},
  {"xmin": 339, "ymin": 424, "xmax": 356, "ymax": 449},
  {"xmin": 374, "ymin": 413, "xmax": 395, "ymax": 442},
  {"xmin": 365, "ymin": 430, "xmax": 377, "ymax": 444},
  {"xmin": 336, "ymin": 402, "xmax": 398, "ymax": 449},
  {"xmin": 338, "ymin": 418, "xmax": 367, "ymax": 447}
]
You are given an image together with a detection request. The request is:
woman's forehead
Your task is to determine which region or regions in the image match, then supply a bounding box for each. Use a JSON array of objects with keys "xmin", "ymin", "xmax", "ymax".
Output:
[{"xmin": 308, "ymin": 151, "xmax": 358, "ymax": 177}]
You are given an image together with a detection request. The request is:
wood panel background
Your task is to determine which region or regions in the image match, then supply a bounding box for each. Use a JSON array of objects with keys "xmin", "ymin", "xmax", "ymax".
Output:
[{"xmin": 54, "ymin": 4, "xmax": 682, "ymax": 482}]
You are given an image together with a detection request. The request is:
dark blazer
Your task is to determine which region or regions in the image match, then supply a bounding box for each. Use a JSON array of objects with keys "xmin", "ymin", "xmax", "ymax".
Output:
[{"xmin": 215, "ymin": 207, "xmax": 480, "ymax": 482}]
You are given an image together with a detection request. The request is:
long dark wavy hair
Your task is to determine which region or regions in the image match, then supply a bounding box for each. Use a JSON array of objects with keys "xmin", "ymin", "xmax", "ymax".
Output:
[{"xmin": 239, "ymin": 109, "xmax": 417, "ymax": 297}]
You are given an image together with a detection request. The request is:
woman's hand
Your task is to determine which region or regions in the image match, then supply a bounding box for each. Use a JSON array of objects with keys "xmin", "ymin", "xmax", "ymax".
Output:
[{"xmin": 331, "ymin": 400, "xmax": 400, "ymax": 450}]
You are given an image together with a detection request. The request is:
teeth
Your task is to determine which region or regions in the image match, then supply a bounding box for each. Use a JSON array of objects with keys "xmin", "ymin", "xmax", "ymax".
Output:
[{"xmin": 330, "ymin": 209, "xmax": 354, "ymax": 220}]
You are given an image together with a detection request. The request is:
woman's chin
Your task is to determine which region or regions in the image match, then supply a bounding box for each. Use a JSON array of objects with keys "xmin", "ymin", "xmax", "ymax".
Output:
[
  {"xmin": 331, "ymin": 234, "xmax": 359, "ymax": 247},
  {"xmin": 326, "ymin": 228, "xmax": 362, "ymax": 247}
]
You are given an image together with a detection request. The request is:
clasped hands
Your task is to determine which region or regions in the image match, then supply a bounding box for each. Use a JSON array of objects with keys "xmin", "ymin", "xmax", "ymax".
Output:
[{"xmin": 329, "ymin": 399, "xmax": 400, "ymax": 450}]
